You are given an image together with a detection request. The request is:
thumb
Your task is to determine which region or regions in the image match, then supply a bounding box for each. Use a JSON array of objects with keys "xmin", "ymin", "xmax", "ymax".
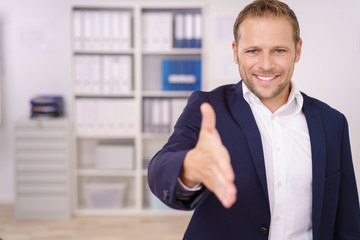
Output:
[{"xmin": 200, "ymin": 103, "xmax": 216, "ymax": 133}]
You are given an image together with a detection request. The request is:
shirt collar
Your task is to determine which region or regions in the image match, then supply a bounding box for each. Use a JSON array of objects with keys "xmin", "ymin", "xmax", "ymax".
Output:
[{"xmin": 242, "ymin": 81, "xmax": 303, "ymax": 115}]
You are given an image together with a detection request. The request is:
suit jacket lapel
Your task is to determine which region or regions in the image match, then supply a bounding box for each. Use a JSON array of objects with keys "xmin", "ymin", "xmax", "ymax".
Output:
[
  {"xmin": 224, "ymin": 83, "xmax": 326, "ymax": 230},
  {"xmin": 301, "ymin": 93, "xmax": 326, "ymax": 232},
  {"xmin": 226, "ymin": 82, "xmax": 270, "ymax": 205}
]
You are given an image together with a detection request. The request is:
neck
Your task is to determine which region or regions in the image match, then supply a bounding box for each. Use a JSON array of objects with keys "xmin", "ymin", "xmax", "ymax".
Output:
[{"xmin": 261, "ymin": 83, "xmax": 292, "ymax": 113}]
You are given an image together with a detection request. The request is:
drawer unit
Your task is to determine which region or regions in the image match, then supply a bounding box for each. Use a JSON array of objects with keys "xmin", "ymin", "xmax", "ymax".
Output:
[{"xmin": 14, "ymin": 119, "xmax": 71, "ymax": 219}]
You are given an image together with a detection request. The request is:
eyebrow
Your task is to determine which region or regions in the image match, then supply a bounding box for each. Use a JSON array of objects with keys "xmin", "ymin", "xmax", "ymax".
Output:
[
  {"xmin": 272, "ymin": 46, "xmax": 291, "ymax": 50},
  {"xmin": 243, "ymin": 45, "xmax": 291, "ymax": 51}
]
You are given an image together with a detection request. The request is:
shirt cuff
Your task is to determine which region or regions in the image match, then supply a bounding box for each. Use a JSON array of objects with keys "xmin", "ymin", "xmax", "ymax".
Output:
[{"xmin": 177, "ymin": 177, "xmax": 203, "ymax": 191}]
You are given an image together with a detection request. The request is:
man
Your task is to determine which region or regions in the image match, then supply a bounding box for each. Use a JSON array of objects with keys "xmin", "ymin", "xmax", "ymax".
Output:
[{"xmin": 148, "ymin": 0, "xmax": 360, "ymax": 239}]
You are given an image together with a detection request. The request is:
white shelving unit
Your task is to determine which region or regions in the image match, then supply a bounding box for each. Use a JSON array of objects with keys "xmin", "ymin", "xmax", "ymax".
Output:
[
  {"xmin": 71, "ymin": 2, "xmax": 205, "ymax": 216},
  {"xmin": 14, "ymin": 119, "xmax": 71, "ymax": 219}
]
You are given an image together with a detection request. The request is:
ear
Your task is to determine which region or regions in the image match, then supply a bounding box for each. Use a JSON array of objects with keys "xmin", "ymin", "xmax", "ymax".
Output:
[
  {"xmin": 232, "ymin": 41, "xmax": 239, "ymax": 64},
  {"xmin": 295, "ymin": 39, "xmax": 302, "ymax": 63}
]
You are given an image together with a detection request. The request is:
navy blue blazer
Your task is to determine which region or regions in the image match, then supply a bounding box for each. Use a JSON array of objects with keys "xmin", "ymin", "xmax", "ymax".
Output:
[{"xmin": 148, "ymin": 81, "xmax": 360, "ymax": 240}]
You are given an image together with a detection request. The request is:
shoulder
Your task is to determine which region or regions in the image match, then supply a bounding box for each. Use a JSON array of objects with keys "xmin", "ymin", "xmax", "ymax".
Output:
[
  {"xmin": 189, "ymin": 82, "xmax": 240, "ymax": 104},
  {"xmin": 178, "ymin": 82, "xmax": 240, "ymax": 126},
  {"xmin": 301, "ymin": 92, "xmax": 347, "ymax": 124}
]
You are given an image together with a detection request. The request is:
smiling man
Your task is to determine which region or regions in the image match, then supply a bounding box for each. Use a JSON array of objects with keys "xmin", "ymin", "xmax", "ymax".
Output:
[
  {"xmin": 233, "ymin": 14, "xmax": 302, "ymax": 113},
  {"xmin": 148, "ymin": 0, "xmax": 360, "ymax": 239}
]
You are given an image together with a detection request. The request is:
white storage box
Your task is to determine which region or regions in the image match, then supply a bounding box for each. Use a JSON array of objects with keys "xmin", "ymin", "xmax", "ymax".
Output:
[
  {"xmin": 83, "ymin": 182, "xmax": 127, "ymax": 209},
  {"xmin": 95, "ymin": 145, "xmax": 134, "ymax": 169}
]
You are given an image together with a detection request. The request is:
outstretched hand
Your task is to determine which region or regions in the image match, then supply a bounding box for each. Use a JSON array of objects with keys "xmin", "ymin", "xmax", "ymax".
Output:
[{"xmin": 180, "ymin": 103, "xmax": 237, "ymax": 208}]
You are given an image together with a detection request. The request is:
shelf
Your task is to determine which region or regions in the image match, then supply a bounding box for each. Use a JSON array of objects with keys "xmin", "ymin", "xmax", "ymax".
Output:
[
  {"xmin": 74, "ymin": 207, "xmax": 140, "ymax": 216},
  {"xmin": 140, "ymin": 209, "xmax": 193, "ymax": 216},
  {"xmin": 77, "ymin": 169, "xmax": 136, "ymax": 177},
  {"xmin": 71, "ymin": 3, "xmax": 204, "ymax": 216},
  {"xmin": 142, "ymin": 90, "xmax": 192, "ymax": 98},
  {"xmin": 142, "ymin": 48, "xmax": 202, "ymax": 55},
  {"xmin": 142, "ymin": 133, "xmax": 170, "ymax": 140},
  {"xmin": 72, "ymin": 3, "xmax": 134, "ymax": 9},
  {"xmin": 75, "ymin": 92, "xmax": 135, "ymax": 98},
  {"xmin": 74, "ymin": 49, "xmax": 135, "ymax": 55},
  {"xmin": 76, "ymin": 134, "xmax": 136, "ymax": 139},
  {"xmin": 74, "ymin": 207, "xmax": 192, "ymax": 216}
]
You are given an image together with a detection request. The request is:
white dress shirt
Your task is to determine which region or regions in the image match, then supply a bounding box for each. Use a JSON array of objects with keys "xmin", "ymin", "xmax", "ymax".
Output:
[
  {"xmin": 243, "ymin": 82, "xmax": 312, "ymax": 240},
  {"xmin": 176, "ymin": 82, "xmax": 313, "ymax": 239}
]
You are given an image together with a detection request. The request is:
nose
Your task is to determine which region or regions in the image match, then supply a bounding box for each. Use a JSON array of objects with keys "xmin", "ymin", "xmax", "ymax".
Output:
[{"xmin": 259, "ymin": 53, "xmax": 274, "ymax": 71}]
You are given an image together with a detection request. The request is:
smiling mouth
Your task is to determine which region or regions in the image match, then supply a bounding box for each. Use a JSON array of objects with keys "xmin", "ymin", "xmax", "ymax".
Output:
[{"xmin": 255, "ymin": 75, "xmax": 278, "ymax": 81}]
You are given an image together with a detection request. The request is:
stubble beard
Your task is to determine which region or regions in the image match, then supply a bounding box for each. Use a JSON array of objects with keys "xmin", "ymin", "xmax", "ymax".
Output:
[
  {"xmin": 236, "ymin": 53, "xmax": 296, "ymax": 102},
  {"xmin": 242, "ymin": 74, "xmax": 291, "ymax": 101},
  {"xmin": 238, "ymin": 60, "xmax": 294, "ymax": 101}
]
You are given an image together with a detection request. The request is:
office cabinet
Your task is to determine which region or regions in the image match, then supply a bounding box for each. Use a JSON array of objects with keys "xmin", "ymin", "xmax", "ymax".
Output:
[{"xmin": 14, "ymin": 119, "xmax": 70, "ymax": 218}]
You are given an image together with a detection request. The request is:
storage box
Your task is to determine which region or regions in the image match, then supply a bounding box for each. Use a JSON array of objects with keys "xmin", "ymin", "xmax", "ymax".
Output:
[
  {"xmin": 83, "ymin": 182, "xmax": 127, "ymax": 209},
  {"xmin": 95, "ymin": 145, "xmax": 134, "ymax": 169}
]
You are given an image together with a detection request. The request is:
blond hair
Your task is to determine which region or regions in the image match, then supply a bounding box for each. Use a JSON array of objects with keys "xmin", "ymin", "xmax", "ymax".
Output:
[{"xmin": 233, "ymin": 0, "xmax": 300, "ymax": 45}]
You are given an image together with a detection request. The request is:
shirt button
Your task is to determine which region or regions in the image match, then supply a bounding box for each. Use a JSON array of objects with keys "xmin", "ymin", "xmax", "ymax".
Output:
[
  {"xmin": 276, "ymin": 216, "xmax": 281, "ymax": 221},
  {"xmin": 277, "ymin": 147, "xmax": 280, "ymax": 152},
  {"xmin": 277, "ymin": 181, "xmax": 282, "ymax": 187}
]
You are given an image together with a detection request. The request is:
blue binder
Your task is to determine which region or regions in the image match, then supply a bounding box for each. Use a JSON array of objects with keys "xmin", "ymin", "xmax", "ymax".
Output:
[{"xmin": 162, "ymin": 59, "xmax": 201, "ymax": 91}]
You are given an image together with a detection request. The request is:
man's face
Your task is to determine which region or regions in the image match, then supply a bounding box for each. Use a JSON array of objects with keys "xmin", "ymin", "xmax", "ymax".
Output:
[{"xmin": 232, "ymin": 15, "xmax": 302, "ymax": 106}]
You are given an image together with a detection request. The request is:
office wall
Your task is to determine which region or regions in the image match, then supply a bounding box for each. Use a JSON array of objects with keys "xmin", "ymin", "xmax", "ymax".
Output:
[
  {"xmin": 0, "ymin": 0, "xmax": 359, "ymax": 203},
  {"xmin": 0, "ymin": 0, "xmax": 72, "ymax": 202},
  {"xmin": 290, "ymin": 0, "xmax": 360, "ymax": 192}
]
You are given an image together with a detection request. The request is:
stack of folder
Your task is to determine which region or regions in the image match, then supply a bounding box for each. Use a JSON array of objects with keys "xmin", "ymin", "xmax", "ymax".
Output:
[
  {"xmin": 75, "ymin": 98, "xmax": 136, "ymax": 136},
  {"xmin": 143, "ymin": 98, "xmax": 188, "ymax": 134},
  {"xmin": 74, "ymin": 55, "xmax": 132, "ymax": 94},
  {"xmin": 73, "ymin": 9, "xmax": 132, "ymax": 51},
  {"xmin": 162, "ymin": 59, "xmax": 201, "ymax": 91},
  {"xmin": 141, "ymin": 11, "xmax": 202, "ymax": 50},
  {"xmin": 142, "ymin": 12, "xmax": 173, "ymax": 50},
  {"xmin": 30, "ymin": 95, "xmax": 64, "ymax": 118},
  {"xmin": 174, "ymin": 13, "xmax": 202, "ymax": 48}
]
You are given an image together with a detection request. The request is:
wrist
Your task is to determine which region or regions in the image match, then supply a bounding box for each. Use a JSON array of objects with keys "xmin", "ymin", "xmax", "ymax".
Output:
[{"xmin": 180, "ymin": 149, "xmax": 201, "ymax": 188}]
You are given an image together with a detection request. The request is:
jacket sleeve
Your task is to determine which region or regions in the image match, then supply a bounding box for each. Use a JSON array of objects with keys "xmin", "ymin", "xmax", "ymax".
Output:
[
  {"xmin": 334, "ymin": 116, "xmax": 360, "ymax": 239},
  {"xmin": 147, "ymin": 91, "xmax": 210, "ymax": 210}
]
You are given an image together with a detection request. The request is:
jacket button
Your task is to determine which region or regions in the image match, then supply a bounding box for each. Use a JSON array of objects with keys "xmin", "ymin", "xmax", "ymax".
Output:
[
  {"xmin": 163, "ymin": 190, "xmax": 170, "ymax": 201},
  {"xmin": 259, "ymin": 226, "xmax": 268, "ymax": 235}
]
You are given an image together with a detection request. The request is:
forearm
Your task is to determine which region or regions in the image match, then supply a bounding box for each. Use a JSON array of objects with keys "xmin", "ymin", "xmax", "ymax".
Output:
[{"xmin": 148, "ymin": 149, "xmax": 191, "ymax": 210}]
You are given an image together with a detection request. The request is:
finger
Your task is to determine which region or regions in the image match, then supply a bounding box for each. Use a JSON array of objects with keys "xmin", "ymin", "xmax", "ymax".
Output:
[
  {"xmin": 209, "ymin": 173, "xmax": 237, "ymax": 209},
  {"xmin": 215, "ymin": 147, "xmax": 235, "ymax": 182},
  {"xmin": 203, "ymin": 163, "xmax": 237, "ymax": 208},
  {"xmin": 216, "ymin": 173, "xmax": 237, "ymax": 208},
  {"xmin": 200, "ymin": 103, "xmax": 216, "ymax": 133},
  {"xmin": 219, "ymin": 164, "xmax": 237, "ymax": 208},
  {"xmin": 221, "ymin": 183, "xmax": 237, "ymax": 208}
]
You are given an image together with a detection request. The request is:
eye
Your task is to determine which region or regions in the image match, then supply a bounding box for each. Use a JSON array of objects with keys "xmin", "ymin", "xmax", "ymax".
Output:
[
  {"xmin": 275, "ymin": 49, "xmax": 286, "ymax": 54},
  {"xmin": 247, "ymin": 49, "xmax": 258, "ymax": 54}
]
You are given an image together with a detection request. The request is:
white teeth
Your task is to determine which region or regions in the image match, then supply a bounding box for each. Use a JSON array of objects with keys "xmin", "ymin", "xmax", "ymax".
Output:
[{"xmin": 257, "ymin": 75, "xmax": 276, "ymax": 81}]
